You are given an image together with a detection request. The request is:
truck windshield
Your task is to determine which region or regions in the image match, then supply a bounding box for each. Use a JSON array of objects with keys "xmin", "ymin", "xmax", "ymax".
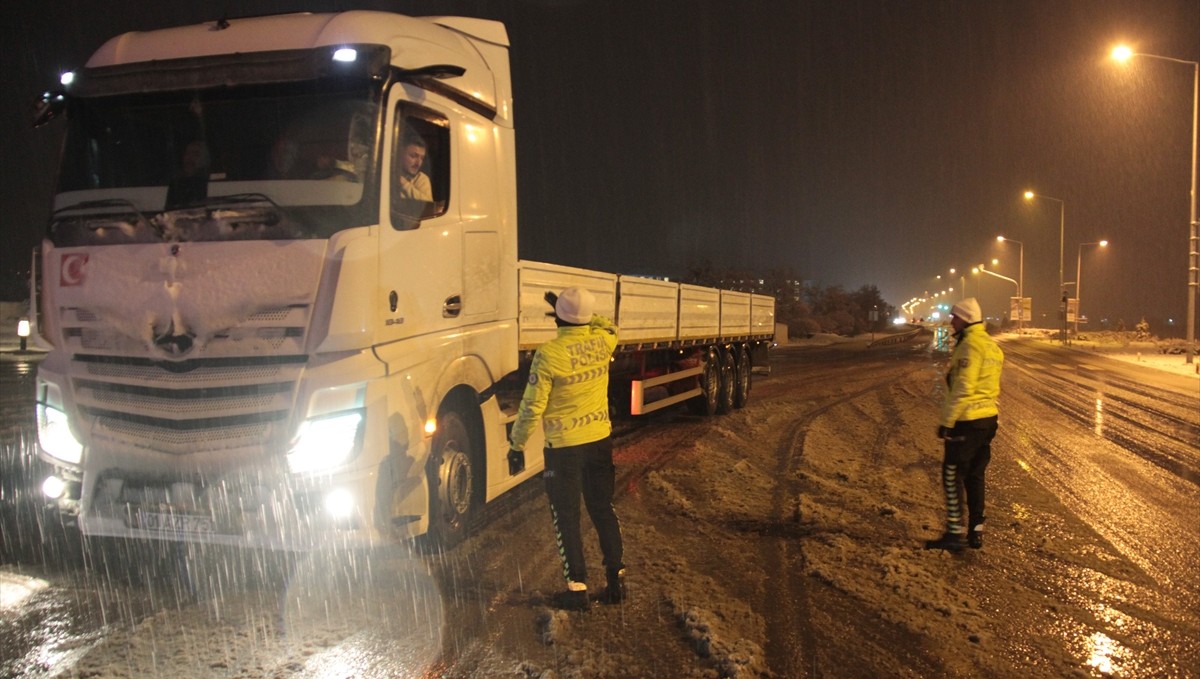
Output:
[{"xmin": 51, "ymin": 79, "xmax": 383, "ymax": 245}]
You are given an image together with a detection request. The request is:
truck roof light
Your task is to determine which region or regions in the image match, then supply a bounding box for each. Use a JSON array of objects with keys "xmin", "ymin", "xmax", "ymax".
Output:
[
  {"xmin": 60, "ymin": 71, "xmax": 75, "ymax": 86},
  {"xmin": 332, "ymin": 48, "xmax": 357, "ymax": 63}
]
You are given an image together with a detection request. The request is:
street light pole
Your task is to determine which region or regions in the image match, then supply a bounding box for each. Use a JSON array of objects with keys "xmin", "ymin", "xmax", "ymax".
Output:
[
  {"xmin": 1024, "ymin": 191, "xmax": 1067, "ymax": 340},
  {"xmin": 998, "ymin": 235, "xmax": 1025, "ymax": 329},
  {"xmin": 1112, "ymin": 46, "xmax": 1198, "ymax": 363},
  {"xmin": 1075, "ymin": 240, "xmax": 1109, "ymax": 334},
  {"xmin": 977, "ymin": 264, "xmax": 1019, "ymax": 323},
  {"xmin": 949, "ymin": 268, "xmax": 966, "ymax": 299}
]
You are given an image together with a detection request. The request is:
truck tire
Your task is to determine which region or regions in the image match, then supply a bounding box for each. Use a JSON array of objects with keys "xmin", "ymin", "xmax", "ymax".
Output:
[
  {"xmin": 732, "ymin": 345, "xmax": 752, "ymax": 409},
  {"xmin": 687, "ymin": 348, "xmax": 721, "ymax": 417},
  {"xmin": 716, "ymin": 346, "xmax": 735, "ymax": 414},
  {"xmin": 423, "ymin": 411, "xmax": 477, "ymax": 549}
]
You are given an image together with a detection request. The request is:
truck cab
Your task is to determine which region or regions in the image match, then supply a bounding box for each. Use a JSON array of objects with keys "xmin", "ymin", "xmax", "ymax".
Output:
[{"xmin": 35, "ymin": 12, "xmax": 523, "ymax": 549}]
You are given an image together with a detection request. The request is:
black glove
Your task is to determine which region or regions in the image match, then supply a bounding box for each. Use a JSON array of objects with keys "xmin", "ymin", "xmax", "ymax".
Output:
[
  {"xmin": 507, "ymin": 448, "xmax": 526, "ymax": 475},
  {"xmin": 937, "ymin": 425, "xmax": 952, "ymax": 439},
  {"xmin": 544, "ymin": 291, "xmax": 558, "ymax": 308}
]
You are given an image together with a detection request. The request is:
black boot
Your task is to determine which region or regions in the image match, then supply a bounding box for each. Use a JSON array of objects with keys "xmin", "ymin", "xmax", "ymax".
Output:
[
  {"xmin": 924, "ymin": 531, "xmax": 967, "ymax": 551},
  {"xmin": 597, "ymin": 568, "xmax": 626, "ymax": 604},
  {"xmin": 968, "ymin": 522, "xmax": 984, "ymax": 549},
  {"xmin": 551, "ymin": 586, "xmax": 590, "ymax": 611}
]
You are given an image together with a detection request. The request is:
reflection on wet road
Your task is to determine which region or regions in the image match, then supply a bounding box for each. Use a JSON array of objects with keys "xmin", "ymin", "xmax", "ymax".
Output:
[
  {"xmin": 1004, "ymin": 340, "xmax": 1199, "ymax": 485},
  {"xmin": 996, "ymin": 337, "xmax": 1200, "ymax": 675},
  {"xmin": 3, "ymin": 339, "xmax": 1199, "ymax": 677}
]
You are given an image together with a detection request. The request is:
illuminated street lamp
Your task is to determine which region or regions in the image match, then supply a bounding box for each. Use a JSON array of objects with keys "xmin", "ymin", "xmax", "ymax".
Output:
[
  {"xmin": 1112, "ymin": 44, "xmax": 1198, "ymax": 362},
  {"xmin": 17, "ymin": 318, "xmax": 30, "ymax": 353},
  {"xmin": 948, "ymin": 268, "xmax": 967, "ymax": 299},
  {"xmin": 1075, "ymin": 240, "xmax": 1109, "ymax": 334},
  {"xmin": 1023, "ymin": 191, "xmax": 1067, "ymax": 340}
]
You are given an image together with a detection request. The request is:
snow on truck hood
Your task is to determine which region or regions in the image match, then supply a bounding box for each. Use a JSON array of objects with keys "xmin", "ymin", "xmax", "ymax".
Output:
[{"xmin": 47, "ymin": 239, "xmax": 326, "ymax": 360}]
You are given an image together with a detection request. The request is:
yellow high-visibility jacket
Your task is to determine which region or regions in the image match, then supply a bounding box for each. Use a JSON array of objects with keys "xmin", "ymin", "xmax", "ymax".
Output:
[
  {"xmin": 509, "ymin": 315, "xmax": 618, "ymax": 451},
  {"xmin": 940, "ymin": 322, "xmax": 1004, "ymax": 427}
]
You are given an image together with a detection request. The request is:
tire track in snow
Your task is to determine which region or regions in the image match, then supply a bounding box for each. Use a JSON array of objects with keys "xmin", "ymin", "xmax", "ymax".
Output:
[{"xmin": 758, "ymin": 363, "xmax": 924, "ymax": 677}]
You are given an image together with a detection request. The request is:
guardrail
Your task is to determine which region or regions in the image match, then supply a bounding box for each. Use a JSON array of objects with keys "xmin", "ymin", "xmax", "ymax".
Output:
[{"xmin": 867, "ymin": 328, "xmax": 925, "ymax": 348}]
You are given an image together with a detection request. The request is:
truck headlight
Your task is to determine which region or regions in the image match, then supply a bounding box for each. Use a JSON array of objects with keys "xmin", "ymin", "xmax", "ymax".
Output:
[
  {"xmin": 287, "ymin": 410, "xmax": 364, "ymax": 474},
  {"xmin": 36, "ymin": 403, "xmax": 83, "ymax": 465}
]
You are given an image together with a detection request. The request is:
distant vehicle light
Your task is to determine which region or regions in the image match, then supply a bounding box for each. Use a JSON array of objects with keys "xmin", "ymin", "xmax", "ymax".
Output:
[
  {"xmin": 37, "ymin": 404, "xmax": 83, "ymax": 465},
  {"xmin": 893, "ymin": 317, "xmax": 907, "ymax": 326},
  {"xmin": 332, "ymin": 48, "xmax": 358, "ymax": 63},
  {"xmin": 60, "ymin": 71, "xmax": 75, "ymax": 86},
  {"xmin": 287, "ymin": 410, "xmax": 364, "ymax": 474}
]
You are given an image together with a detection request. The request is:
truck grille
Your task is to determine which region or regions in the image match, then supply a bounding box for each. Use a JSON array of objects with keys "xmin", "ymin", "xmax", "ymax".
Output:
[
  {"xmin": 60, "ymin": 304, "xmax": 311, "ymax": 356},
  {"xmin": 70, "ymin": 354, "xmax": 307, "ymax": 456}
]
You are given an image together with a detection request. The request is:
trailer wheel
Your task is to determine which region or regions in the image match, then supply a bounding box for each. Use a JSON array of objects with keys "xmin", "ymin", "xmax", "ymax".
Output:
[
  {"xmin": 687, "ymin": 348, "xmax": 721, "ymax": 417},
  {"xmin": 716, "ymin": 347, "xmax": 735, "ymax": 414},
  {"xmin": 732, "ymin": 345, "xmax": 752, "ymax": 409},
  {"xmin": 423, "ymin": 411, "xmax": 477, "ymax": 549}
]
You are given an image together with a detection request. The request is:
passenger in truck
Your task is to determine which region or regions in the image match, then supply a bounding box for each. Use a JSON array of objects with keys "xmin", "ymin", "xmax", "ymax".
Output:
[
  {"xmin": 266, "ymin": 135, "xmax": 300, "ymax": 179},
  {"xmin": 164, "ymin": 139, "xmax": 210, "ymax": 207},
  {"xmin": 311, "ymin": 152, "xmax": 359, "ymax": 181},
  {"xmin": 394, "ymin": 134, "xmax": 432, "ymax": 202}
]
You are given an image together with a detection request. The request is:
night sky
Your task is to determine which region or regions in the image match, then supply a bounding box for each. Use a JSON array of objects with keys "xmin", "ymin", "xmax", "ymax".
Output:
[{"xmin": 3, "ymin": 1, "xmax": 1198, "ymax": 332}]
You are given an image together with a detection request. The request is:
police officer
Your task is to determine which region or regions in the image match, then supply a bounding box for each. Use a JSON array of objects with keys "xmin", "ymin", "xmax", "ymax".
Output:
[
  {"xmin": 926, "ymin": 298, "xmax": 1004, "ymax": 551},
  {"xmin": 509, "ymin": 287, "xmax": 626, "ymax": 609}
]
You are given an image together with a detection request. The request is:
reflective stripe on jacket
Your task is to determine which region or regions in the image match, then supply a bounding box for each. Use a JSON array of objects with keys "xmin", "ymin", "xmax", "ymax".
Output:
[
  {"xmin": 940, "ymin": 322, "xmax": 1003, "ymax": 427},
  {"xmin": 509, "ymin": 315, "xmax": 618, "ymax": 451}
]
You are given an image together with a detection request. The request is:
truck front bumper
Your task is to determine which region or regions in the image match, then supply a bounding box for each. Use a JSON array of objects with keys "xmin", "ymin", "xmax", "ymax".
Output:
[{"xmin": 43, "ymin": 459, "xmax": 392, "ymax": 551}]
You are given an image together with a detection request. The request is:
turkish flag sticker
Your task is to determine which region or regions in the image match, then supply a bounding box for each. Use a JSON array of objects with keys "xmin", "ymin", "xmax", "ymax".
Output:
[{"xmin": 60, "ymin": 253, "xmax": 89, "ymax": 287}]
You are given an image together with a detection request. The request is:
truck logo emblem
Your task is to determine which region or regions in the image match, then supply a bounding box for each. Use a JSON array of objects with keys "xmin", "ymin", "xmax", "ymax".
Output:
[
  {"xmin": 61, "ymin": 254, "xmax": 89, "ymax": 286},
  {"xmin": 153, "ymin": 320, "xmax": 196, "ymax": 357}
]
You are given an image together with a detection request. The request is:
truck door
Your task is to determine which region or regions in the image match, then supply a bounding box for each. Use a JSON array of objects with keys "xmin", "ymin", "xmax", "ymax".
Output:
[{"xmin": 377, "ymin": 101, "xmax": 462, "ymax": 343}]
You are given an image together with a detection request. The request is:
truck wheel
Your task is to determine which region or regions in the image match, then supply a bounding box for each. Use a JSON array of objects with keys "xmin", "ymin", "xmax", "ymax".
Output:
[
  {"xmin": 716, "ymin": 347, "xmax": 735, "ymax": 414},
  {"xmin": 687, "ymin": 348, "xmax": 720, "ymax": 417},
  {"xmin": 423, "ymin": 411, "xmax": 477, "ymax": 549},
  {"xmin": 732, "ymin": 345, "xmax": 752, "ymax": 409}
]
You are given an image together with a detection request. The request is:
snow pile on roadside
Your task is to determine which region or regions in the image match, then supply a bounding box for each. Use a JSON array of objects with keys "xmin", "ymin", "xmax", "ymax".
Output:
[{"xmin": 1016, "ymin": 330, "xmax": 1198, "ymax": 378}]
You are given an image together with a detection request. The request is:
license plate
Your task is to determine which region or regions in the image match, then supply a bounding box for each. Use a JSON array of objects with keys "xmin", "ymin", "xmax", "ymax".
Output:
[{"xmin": 132, "ymin": 510, "xmax": 215, "ymax": 534}]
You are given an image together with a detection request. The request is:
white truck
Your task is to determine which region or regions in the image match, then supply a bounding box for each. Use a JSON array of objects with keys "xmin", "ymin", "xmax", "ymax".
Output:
[{"xmin": 31, "ymin": 11, "xmax": 774, "ymax": 550}]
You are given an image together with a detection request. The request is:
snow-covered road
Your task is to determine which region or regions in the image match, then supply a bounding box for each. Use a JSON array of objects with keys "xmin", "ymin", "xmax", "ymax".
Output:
[{"xmin": 2, "ymin": 333, "xmax": 1197, "ymax": 677}]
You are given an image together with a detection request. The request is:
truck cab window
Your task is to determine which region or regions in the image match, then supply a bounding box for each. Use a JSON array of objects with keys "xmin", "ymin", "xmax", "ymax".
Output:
[
  {"xmin": 52, "ymin": 79, "xmax": 384, "ymax": 244},
  {"xmin": 391, "ymin": 108, "xmax": 449, "ymax": 229}
]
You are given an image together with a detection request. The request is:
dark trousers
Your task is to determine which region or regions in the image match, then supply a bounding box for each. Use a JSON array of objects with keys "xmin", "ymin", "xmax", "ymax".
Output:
[
  {"xmin": 941, "ymin": 417, "xmax": 997, "ymax": 533},
  {"xmin": 543, "ymin": 437, "xmax": 624, "ymax": 586}
]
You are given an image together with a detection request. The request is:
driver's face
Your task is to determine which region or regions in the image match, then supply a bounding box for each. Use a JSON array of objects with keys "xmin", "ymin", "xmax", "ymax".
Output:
[{"xmin": 402, "ymin": 144, "xmax": 426, "ymax": 176}]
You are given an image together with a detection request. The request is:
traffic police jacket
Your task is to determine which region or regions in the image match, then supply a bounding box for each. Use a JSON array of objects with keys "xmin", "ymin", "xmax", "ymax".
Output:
[
  {"xmin": 509, "ymin": 315, "xmax": 618, "ymax": 451},
  {"xmin": 940, "ymin": 322, "xmax": 1004, "ymax": 427}
]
